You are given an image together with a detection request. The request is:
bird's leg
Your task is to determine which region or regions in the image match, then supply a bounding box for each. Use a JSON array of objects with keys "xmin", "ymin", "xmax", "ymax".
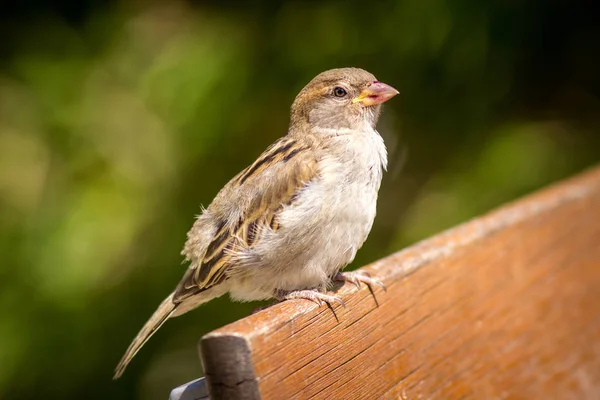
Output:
[
  {"xmin": 274, "ymin": 288, "xmax": 345, "ymax": 308},
  {"xmin": 335, "ymin": 270, "xmax": 386, "ymax": 292}
]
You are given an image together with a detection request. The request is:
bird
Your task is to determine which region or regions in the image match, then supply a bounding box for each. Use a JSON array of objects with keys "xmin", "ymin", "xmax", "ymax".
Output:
[{"xmin": 114, "ymin": 67, "xmax": 399, "ymax": 379}]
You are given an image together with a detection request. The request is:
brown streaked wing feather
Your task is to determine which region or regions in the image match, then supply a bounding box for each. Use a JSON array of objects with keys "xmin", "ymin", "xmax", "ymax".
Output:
[{"xmin": 173, "ymin": 137, "xmax": 318, "ymax": 303}]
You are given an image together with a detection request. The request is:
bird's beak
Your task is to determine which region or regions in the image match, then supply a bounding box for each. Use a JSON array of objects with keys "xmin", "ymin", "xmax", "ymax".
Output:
[{"xmin": 352, "ymin": 81, "xmax": 399, "ymax": 106}]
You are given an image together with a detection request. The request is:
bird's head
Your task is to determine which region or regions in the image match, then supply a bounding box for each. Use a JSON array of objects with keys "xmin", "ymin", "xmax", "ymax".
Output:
[{"xmin": 290, "ymin": 67, "xmax": 399, "ymax": 132}]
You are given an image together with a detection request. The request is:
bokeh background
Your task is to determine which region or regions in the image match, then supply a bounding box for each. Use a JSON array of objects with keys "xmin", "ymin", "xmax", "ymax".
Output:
[{"xmin": 1, "ymin": 0, "xmax": 599, "ymax": 398}]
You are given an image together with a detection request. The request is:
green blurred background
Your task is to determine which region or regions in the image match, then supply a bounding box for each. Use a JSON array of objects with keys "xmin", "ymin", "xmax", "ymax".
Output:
[{"xmin": 1, "ymin": 0, "xmax": 599, "ymax": 398}]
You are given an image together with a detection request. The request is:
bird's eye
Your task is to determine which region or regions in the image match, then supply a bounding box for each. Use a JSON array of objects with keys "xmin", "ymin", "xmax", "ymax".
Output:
[{"xmin": 333, "ymin": 87, "xmax": 347, "ymax": 98}]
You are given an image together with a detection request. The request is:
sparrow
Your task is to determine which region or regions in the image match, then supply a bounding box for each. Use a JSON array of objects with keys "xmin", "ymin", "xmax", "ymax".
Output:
[{"xmin": 114, "ymin": 67, "xmax": 399, "ymax": 378}]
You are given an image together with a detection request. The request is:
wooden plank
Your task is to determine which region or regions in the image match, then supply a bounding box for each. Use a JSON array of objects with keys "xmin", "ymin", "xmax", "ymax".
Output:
[{"xmin": 198, "ymin": 165, "xmax": 600, "ymax": 400}]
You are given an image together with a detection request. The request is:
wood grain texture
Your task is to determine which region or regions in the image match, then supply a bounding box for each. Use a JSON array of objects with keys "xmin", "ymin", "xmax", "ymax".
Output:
[{"xmin": 199, "ymin": 165, "xmax": 600, "ymax": 400}]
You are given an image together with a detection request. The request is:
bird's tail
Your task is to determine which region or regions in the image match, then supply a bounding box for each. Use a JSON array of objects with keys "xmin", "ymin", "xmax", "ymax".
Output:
[{"xmin": 113, "ymin": 293, "xmax": 178, "ymax": 379}]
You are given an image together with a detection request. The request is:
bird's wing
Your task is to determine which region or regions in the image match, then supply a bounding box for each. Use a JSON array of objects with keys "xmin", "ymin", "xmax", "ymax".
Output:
[{"xmin": 173, "ymin": 136, "xmax": 319, "ymax": 303}]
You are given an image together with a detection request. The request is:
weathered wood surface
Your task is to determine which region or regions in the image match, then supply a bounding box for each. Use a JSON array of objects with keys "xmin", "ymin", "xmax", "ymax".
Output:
[{"xmin": 198, "ymin": 165, "xmax": 600, "ymax": 400}]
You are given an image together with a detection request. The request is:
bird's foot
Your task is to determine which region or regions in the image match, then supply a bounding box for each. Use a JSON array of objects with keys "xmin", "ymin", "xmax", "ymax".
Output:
[
  {"xmin": 335, "ymin": 270, "xmax": 386, "ymax": 292},
  {"xmin": 274, "ymin": 289, "xmax": 345, "ymax": 308}
]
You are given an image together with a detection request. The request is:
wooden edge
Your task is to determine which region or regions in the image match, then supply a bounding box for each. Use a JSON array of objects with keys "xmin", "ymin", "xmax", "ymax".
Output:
[
  {"xmin": 368, "ymin": 164, "xmax": 600, "ymax": 283},
  {"xmin": 206, "ymin": 165, "xmax": 600, "ymax": 340},
  {"xmin": 199, "ymin": 334, "xmax": 260, "ymax": 400}
]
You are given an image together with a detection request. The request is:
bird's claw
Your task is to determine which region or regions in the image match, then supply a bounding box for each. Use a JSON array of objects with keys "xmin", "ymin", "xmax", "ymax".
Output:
[
  {"xmin": 275, "ymin": 289, "xmax": 345, "ymax": 308},
  {"xmin": 335, "ymin": 271, "xmax": 387, "ymax": 292}
]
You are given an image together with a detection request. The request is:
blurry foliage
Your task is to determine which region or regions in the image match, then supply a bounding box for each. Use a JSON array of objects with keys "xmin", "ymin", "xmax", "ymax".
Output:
[{"xmin": 0, "ymin": 0, "xmax": 598, "ymax": 399}]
